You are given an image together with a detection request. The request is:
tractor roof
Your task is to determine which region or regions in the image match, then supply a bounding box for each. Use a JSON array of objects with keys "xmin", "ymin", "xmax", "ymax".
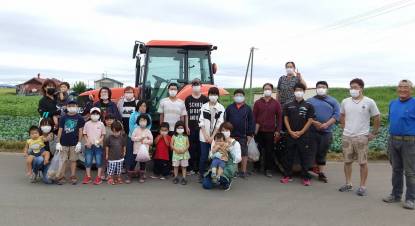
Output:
[{"xmin": 146, "ymin": 40, "xmax": 212, "ymax": 48}]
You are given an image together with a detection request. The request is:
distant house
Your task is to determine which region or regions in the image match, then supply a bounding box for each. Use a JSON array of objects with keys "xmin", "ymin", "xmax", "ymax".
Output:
[
  {"xmin": 16, "ymin": 73, "xmax": 61, "ymax": 96},
  {"xmin": 94, "ymin": 76, "xmax": 123, "ymax": 89}
]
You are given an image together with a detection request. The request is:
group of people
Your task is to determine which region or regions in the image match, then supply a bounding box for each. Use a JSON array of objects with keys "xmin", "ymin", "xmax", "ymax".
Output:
[{"xmin": 25, "ymin": 61, "xmax": 414, "ymax": 210}]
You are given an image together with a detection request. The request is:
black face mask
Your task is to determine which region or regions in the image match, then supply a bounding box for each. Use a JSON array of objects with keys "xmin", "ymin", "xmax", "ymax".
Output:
[{"xmin": 46, "ymin": 88, "xmax": 56, "ymax": 95}]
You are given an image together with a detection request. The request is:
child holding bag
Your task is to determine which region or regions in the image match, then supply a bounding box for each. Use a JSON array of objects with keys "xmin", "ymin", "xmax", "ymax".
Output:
[
  {"xmin": 171, "ymin": 121, "xmax": 190, "ymax": 185},
  {"xmin": 131, "ymin": 114, "xmax": 153, "ymax": 183}
]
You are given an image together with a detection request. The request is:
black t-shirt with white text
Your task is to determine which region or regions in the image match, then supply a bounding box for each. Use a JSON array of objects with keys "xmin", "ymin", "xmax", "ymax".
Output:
[{"xmin": 185, "ymin": 95, "xmax": 208, "ymax": 130}]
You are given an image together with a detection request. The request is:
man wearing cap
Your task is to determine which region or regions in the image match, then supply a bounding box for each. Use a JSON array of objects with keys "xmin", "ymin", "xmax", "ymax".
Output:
[
  {"xmin": 185, "ymin": 79, "xmax": 208, "ymax": 174},
  {"xmin": 383, "ymin": 79, "xmax": 415, "ymax": 210}
]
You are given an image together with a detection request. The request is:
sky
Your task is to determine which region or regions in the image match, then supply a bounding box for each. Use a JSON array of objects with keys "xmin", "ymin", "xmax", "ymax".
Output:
[{"xmin": 0, "ymin": 0, "xmax": 415, "ymax": 88}]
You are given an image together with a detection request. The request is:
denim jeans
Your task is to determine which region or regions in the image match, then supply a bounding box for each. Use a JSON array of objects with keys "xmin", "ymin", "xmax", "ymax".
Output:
[
  {"xmin": 84, "ymin": 146, "xmax": 103, "ymax": 168},
  {"xmin": 32, "ymin": 156, "xmax": 51, "ymax": 184},
  {"xmin": 199, "ymin": 142, "xmax": 211, "ymax": 176},
  {"xmin": 388, "ymin": 137, "xmax": 415, "ymax": 201}
]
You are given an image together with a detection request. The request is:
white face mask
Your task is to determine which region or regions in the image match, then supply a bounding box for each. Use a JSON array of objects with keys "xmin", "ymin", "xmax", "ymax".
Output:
[
  {"xmin": 263, "ymin": 90, "xmax": 272, "ymax": 97},
  {"xmin": 160, "ymin": 131, "xmax": 168, "ymax": 136},
  {"xmin": 169, "ymin": 90, "xmax": 177, "ymax": 97},
  {"xmin": 176, "ymin": 128, "xmax": 184, "ymax": 134},
  {"xmin": 90, "ymin": 114, "xmax": 100, "ymax": 122},
  {"xmin": 100, "ymin": 94, "xmax": 109, "ymax": 100},
  {"xmin": 139, "ymin": 121, "xmax": 147, "ymax": 128},
  {"xmin": 67, "ymin": 107, "xmax": 78, "ymax": 113},
  {"xmin": 192, "ymin": 86, "xmax": 201, "ymax": 93},
  {"xmin": 234, "ymin": 95, "xmax": 245, "ymax": 103},
  {"xmin": 316, "ymin": 88, "xmax": 327, "ymax": 96},
  {"xmin": 41, "ymin": 126, "xmax": 52, "ymax": 134},
  {"xmin": 125, "ymin": 93, "xmax": 134, "ymax": 100},
  {"xmin": 294, "ymin": 91, "xmax": 304, "ymax": 98},
  {"xmin": 349, "ymin": 89, "xmax": 360, "ymax": 98},
  {"xmin": 286, "ymin": 68, "xmax": 295, "ymax": 75},
  {"xmin": 222, "ymin": 131, "xmax": 231, "ymax": 138},
  {"xmin": 209, "ymin": 95, "xmax": 218, "ymax": 103}
]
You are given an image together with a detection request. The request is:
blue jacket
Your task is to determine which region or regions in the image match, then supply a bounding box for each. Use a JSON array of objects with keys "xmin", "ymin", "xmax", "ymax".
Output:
[
  {"xmin": 225, "ymin": 103, "xmax": 255, "ymax": 138},
  {"xmin": 128, "ymin": 111, "xmax": 152, "ymax": 138}
]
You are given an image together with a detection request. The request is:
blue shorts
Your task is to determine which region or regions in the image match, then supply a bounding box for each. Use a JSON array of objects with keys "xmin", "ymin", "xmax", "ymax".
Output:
[{"xmin": 211, "ymin": 158, "xmax": 225, "ymax": 169}]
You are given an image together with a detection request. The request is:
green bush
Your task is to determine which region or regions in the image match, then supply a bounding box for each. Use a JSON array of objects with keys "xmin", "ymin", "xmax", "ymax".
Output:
[{"xmin": 0, "ymin": 115, "xmax": 39, "ymax": 141}]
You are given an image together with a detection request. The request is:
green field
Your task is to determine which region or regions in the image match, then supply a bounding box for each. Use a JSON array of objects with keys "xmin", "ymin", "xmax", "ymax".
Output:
[{"xmin": 0, "ymin": 86, "xmax": 406, "ymax": 151}]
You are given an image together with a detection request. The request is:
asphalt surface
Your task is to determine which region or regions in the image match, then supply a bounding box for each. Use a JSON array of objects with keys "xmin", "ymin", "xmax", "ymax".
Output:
[{"xmin": 0, "ymin": 152, "xmax": 413, "ymax": 226}]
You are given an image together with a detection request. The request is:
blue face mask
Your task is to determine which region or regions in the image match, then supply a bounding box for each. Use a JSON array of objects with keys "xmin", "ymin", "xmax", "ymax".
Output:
[{"xmin": 234, "ymin": 96, "xmax": 245, "ymax": 103}]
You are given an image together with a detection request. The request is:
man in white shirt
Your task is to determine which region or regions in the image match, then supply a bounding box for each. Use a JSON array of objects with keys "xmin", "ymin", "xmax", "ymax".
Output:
[
  {"xmin": 158, "ymin": 83, "xmax": 187, "ymax": 133},
  {"xmin": 338, "ymin": 78, "xmax": 380, "ymax": 196}
]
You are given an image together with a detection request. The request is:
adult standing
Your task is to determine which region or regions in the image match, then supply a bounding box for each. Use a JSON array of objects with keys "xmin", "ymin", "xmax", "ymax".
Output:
[
  {"xmin": 307, "ymin": 81, "xmax": 340, "ymax": 183},
  {"xmin": 117, "ymin": 86, "xmax": 138, "ymax": 134},
  {"xmin": 339, "ymin": 78, "xmax": 380, "ymax": 196},
  {"xmin": 383, "ymin": 79, "xmax": 415, "ymax": 210},
  {"xmin": 225, "ymin": 89, "xmax": 255, "ymax": 178},
  {"xmin": 158, "ymin": 83, "xmax": 187, "ymax": 134},
  {"xmin": 185, "ymin": 79, "xmax": 208, "ymax": 174},
  {"xmin": 198, "ymin": 87, "xmax": 224, "ymax": 182},
  {"xmin": 93, "ymin": 87, "xmax": 121, "ymax": 121},
  {"xmin": 277, "ymin": 61, "xmax": 307, "ymax": 106},
  {"xmin": 253, "ymin": 83, "xmax": 282, "ymax": 177},
  {"xmin": 38, "ymin": 79, "xmax": 59, "ymax": 131}
]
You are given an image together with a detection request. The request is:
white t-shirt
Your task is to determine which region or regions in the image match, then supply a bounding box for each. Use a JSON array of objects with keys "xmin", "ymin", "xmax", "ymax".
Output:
[
  {"xmin": 340, "ymin": 96, "xmax": 380, "ymax": 137},
  {"xmin": 158, "ymin": 97, "xmax": 187, "ymax": 131}
]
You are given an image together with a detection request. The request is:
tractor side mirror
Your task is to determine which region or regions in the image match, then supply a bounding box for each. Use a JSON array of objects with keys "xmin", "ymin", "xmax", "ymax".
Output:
[
  {"xmin": 133, "ymin": 43, "xmax": 138, "ymax": 59},
  {"xmin": 139, "ymin": 44, "xmax": 146, "ymax": 54},
  {"xmin": 212, "ymin": 63, "xmax": 218, "ymax": 74}
]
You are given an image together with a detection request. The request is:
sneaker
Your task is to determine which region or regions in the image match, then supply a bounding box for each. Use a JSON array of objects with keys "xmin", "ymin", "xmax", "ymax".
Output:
[
  {"xmin": 30, "ymin": 173, "xmax": 37, "ymax": 183},
  {"xmin": 224, "ymin": 180, "xmax": 232, "ymax": 191},
  {"xmin": 93, "ymin": 176, "xmax": 102, "ymax": 185},
  {"xmin": 280, "ymin": 176, "xmax": 292, "ymax": 184},
  {"xmin": 338, "ymin": 184, "xmax": 353, "ymax": 192},
  {"xmin": 382, "ymin": 195, "xmax": 401, "ymax": 203},
  {"xmin": 265, "ymin": 170, "xmax": 273, "ymax": 178},
  {"xmin": 173, "ymin": 177, "xmax": 179, "ymax": 184},
  {"xmin": 159, "ymin": 176, "xmax": 166, "ymax": 180},
  {"xmin": 238, "ymin": 172, "xmax": 247, "ymax": 179},
  {"xmin": 139, "ymin": 178, "xmax": 145, "ymax": 183},
  {"xmin": 211, "ymin": 172, "xmax": 217, "ymax": 179},
  {"xmin": 181, "ymin": 178, "xmax": 188, "ymax": 185},
  {"xmin": 403, "ymin": 200, "xmax": 414, "ymax": 210},
  {"xmin": 150, "ymin": 175, "xmax": 160, "ymax": 179},
  {"xmin": 318, "ymin": 173, "xmax": 328, "ymax": 183},
  {"xmin": 82, "ymin": 176, "xmax": 92, "ymax": 184},
  {"xmin": 356, "ymin": 187, "xmax": 368, "ymax": 196},
  {"xmin": 70, "ymin": 176, "xmax": 78, "ymax": 185},
  {"xmin": 303, "ymin": 179, "xmax": 312, "ymax": 186}
]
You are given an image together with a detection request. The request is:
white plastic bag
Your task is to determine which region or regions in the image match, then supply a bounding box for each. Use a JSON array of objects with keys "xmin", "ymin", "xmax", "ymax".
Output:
[
  {"xmin": 247, "ymin": 138, "xmax": 260, "ymax": 162},
  {"xmin": 47, "ymin": 151, "xmax": 62, "ymax": 180},
  {"xmin": 135, "ymin": 144, "xmax": 150, "ymax": 162}
]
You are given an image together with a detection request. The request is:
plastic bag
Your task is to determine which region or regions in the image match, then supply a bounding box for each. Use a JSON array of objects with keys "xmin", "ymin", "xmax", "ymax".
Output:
[
  {"xmin": 247, "ymin": 138, "xmax": 260, "ymax": 162},
  {"xmin": 47, "ymin": 151, "xmax": 62, "ymax": 180},
  {"xmin": 135, "ymin": 144, "xmax": 150, "ymax": 162}
]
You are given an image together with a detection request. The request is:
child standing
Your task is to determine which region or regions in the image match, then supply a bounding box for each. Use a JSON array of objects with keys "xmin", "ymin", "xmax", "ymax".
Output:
[
  {"xmin": 171, "ymin": 121, "xmax": 190, "ymax": 185},
  {"xmin": 82, "ymin": 107, "xmax": 106, "ymax": 185},
  {"xmin": 57, "ymin": 82, "xmax": 70, "ymax": 114},
  {"xmin": 56, "ymin": 100, "xmax": 85, "ymax": 185},
  {"xmin": 209, "ymin": 133, "xmax": 229, "ymax": 183},
  {"xmin": 131, "ymin": 114, "xmax": 153, "ymax": 183},
  {"xmin": 151, "ymin": 122, "xmax": 171, "ymax": 180},
  {"xmin": 105, "ymin": 120, "xmax": 127, "ymax": 185},
  {"xmin": 24, "ymin": 126, "xmax": 50, "ymax": 181}
]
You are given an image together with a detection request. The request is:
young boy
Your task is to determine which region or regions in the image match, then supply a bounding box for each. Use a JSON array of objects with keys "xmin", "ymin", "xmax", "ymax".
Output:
[
  {"xmin": 105, "ymin": 120, "xmax": 127, "ymax": 185},
  {"xmin": 210, "ymin": 133, "xmax": 229, "ymax": 183},
  {"xmin": 57, "ymin": 82, "xmax": 70, "ymax": 113},
  {"xmin": 82, "ymin": 107, "xmax": 106, "ymax": 185},
  {"xmin": 152, "ymin": 122, "xmax": 172, "ymax": 180},
  {"xmin": 56, "ymin": 100, "xmax": 85, "ymax": 185},
  {"xmin": 281, "ymin": 83, "xmax": 315, "ymax": 186},
  {"xmin": 24, "ymin": 126, "xmax": 50, "ymax": 181}
]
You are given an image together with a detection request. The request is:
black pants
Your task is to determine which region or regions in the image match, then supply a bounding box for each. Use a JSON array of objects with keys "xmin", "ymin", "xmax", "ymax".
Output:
[
  {"xmin": 284, "ymin": 134, "xmax": 312, "ymax": 179},
  {"xmin": 254, "ymin": 132, "xmax": 275, "ymax": 171},
  {"xmin": 311, "ymin": 131, "xmax": 332, "ymax": 166},
  {"xmin": 153, "ymin": 159, "xmax": 170, "ymax": 177},
  {"xmin": 188, "ymin": 128, "xmax": 201, "ymax": 172}
]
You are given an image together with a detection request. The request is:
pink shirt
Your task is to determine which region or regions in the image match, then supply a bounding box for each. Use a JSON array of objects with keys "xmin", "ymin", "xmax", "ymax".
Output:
[
  {"xmin": 83, "ymin": 121, "xmax": 106, "ymax": 145},
  {"xmin": 131, "ymin": 127, "xmax": 153, "ymax": 153}
]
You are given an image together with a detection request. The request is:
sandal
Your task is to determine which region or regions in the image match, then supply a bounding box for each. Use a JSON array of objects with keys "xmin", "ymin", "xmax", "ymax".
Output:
[
  {"xmin": 70, "ymin": 176, "xmax": 78, "ymax": 185},
  {"xmin": 107, "ymin": 177, "xmax": 115, "ymax": 185},
  {"xmin": 117, "ymin": 177, "xmax": 124, "ymax": 184}
]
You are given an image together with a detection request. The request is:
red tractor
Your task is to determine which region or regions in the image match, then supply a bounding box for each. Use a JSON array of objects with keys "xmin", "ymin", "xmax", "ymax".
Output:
[{"xmin": 80, "ymin": 40, "xmax": 228, "ymax": 130}]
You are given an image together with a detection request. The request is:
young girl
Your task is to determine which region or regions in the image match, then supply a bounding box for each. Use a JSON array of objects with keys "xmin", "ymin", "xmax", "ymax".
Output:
[
  {"xmin": 151, "ymin": 122, "xmax": 171, "ymax": 180},
  {"xmin": 39, "ymin": 118, "xmax": 55, "ymax": 155},
  {"xmin": 82, "ymin": 107, "xmax": 106, "ymax": 185},
  {"xmin": 105, "ymin": 120, "xmax": 126, "ymax": 185},
  {"xmin": 171, "ymin": 121, "xmax": 190, "ymax": 185},
  {"xmin": 131, "ymin": 114, "xmax": 153, "ymax": 183}
]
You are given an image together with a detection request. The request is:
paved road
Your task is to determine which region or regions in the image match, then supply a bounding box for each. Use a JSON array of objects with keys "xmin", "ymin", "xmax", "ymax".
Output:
[{"xmin": 0, "ymin": 153, "xmax": 413, "ymax": 226}]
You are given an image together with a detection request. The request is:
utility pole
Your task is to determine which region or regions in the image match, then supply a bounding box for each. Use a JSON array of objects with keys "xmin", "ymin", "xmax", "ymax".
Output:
[{"xmin": 243, "ymin": 47, "xmax": 257, "ymax": 104}]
